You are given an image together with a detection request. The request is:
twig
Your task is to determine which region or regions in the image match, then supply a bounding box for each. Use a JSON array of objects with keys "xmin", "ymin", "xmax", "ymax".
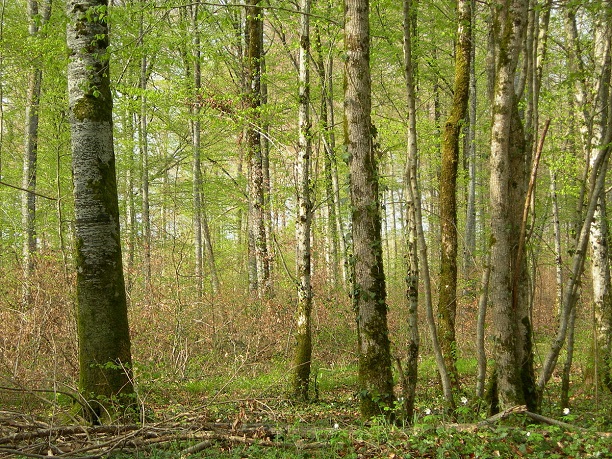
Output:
[{"xmin": 0, "ymin": 180, "xmax": 57, "ymax": 201}]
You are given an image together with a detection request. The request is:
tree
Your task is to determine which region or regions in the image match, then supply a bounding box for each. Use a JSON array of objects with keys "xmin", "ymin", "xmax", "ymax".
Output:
[
  {"xmin": 22, "ymin": 0, "xmax": 52, "ymax": 307},
  {"xmin": 437, "ymin": 0, "xmax": 471, "ymax": 390},
  {"xmin": 292, "ymin": 0, "xmax": 313, "ymax": 400},
  {"xmin": 345, "ymin": 0, "xmax": 394, "ymax": 418},
  {"xmin": 487, "ymin": 0, "xmax": 530, "ymax": 411},
  {"xmin": 246, "ymin": 0, "xmax": 271, "ymax": 299},
  {"xmin": 565, "ymin": 0, "xmax": 612, "ymax": 392},
  {"xmin": 67, "ymin": 0, "xmax": 134, "ymax": 422},
  {"xmin": 401, "ymin": 0, "xmax": 420, "ymax": 422}
]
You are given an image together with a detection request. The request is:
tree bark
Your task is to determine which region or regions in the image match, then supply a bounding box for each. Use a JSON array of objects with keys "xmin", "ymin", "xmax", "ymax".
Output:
[
  {"xmin": 463, "ymin": 0, "xmax": 477, "ymax": 279},
  {"xmin": 246, "ymin": 0, "xmax": 271, "ymax": 299},
  {"xmin": 401, "ymin": 0, "xmax": 420, "ymax": 424},
  {"xmin": 437, "ymin": 0, "xmax": 471, "ymax": 391},
  {"xmin": 293, "ymin": 0, "xmax": 313, "ymax": 401},
  {"xmin": 403, "ymin": 0, "xmax": 455, "ymax": 413},
  {"xmin": 22, "ymin": 0, "xmax": 52, "ymax": 307},
  {"xmin": 67, "ymin": 0, "xmax": 134, "ymax": 422},
  {"xmin": 563, "ymin": 0, "xmax": 612, "ymax": 393},
  {"xmin": 488, "ymin": 0, "xmax": 529, "ymax": 411},
  {"xmin": 190, "ymin": 1, "xmax": 204, "ymax": 299},
  {"xmin": 345, "ymin": 0, "xmax": 394, "ymax": 419}
]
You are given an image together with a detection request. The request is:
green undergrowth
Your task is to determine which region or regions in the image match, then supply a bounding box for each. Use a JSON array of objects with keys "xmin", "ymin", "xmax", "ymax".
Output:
[
  {"xmin": 107, "ymin": 358, "xmax": 612, "ymax": 458},
  {"xmin": 6, "ymin": 357, "xmax": 612, "ymax": 458}
]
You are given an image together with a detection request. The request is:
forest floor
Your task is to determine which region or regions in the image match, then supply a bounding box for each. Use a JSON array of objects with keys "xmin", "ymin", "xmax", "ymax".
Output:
[{"xmin": 2, "ymin": 360, "xmax": 612, "ymax": 459}]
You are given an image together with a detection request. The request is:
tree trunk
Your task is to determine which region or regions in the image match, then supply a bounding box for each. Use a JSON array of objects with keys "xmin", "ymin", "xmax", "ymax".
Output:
[
  {"xmin": 564, "ymin": 0, "xmax": 612, "ymax": 393},
  {"xmin": 190, "ymin": 1, "xmax": 204, "ymax": 299},
  {"xmin": 293, "ymin": 0, "xmax": 313, "ymax": 400},
  {"xmin": 463, "ymin": 0, "xmax": 477, "ymax": 279},
  {"xmin": 586, "ymin": 4, "xmax": 612, "ymax": 393},
  {"xmin": 314, "ymin": 21, "xmax": 347, "ymax": 290},
  {"xmin": 246, "ymin": 0, "xmax": 271, "ymax": 299},
  {"xmin": 138, "ymin": 8, "xmax": 151, "ymax": 292},
  {"xmin": 476, "ymin": 258, "xmax": 490, "ymax": 399},
  {"xmin": 437, "ymin": 0, "xmax": 471, "ymax": 391},
  {"xmin": 488, "ymin": 0, "xmax": 529, "ymax": 411},
  {"xmin": 67, "ymin": 0, "xmax": 134, "ymax": 423},
  {"xmin": 22, "ymin": 0, "xmax": 51, "ymax": 307},
  {"xmin": 403, "ymin": 0, "xmax": 455, "ymax": 413},
  {"xmin": 401, "ymin": 0, "xmax": 420, "ymax": 424},
  {"xmin": 345, "ymin": 0, "xmax": 394, "ymax": 419}
]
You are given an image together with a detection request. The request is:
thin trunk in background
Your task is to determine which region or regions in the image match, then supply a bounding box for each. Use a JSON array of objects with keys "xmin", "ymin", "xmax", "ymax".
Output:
[
  {"xmin": 190, "ymin": 1, "xmax": 205, "ymax": 299},
  {"xmin": 125, "ymin": 112, "xmax": 137, "ymax": 293},
  {"xmin": 261, "ymin": 50, "xmax": 273, "ymax": 296},
  {"xmin": 401, "ymin": 0, "xmax": 419, "ymax": 423},
  {"xmin": 293, "ymin": 0, "xmax": 313, "ymax": 400},
  {"xmin": 246, "ymin": 0, "xmax": 270, "ymax": 299},
  {"xmin": 564, "ymin": 0, "xmax": 612, "ymax": 394},
  {"xmin": 345, "ymin": 0, "xmax": 394, "ymax": 419},
  {"xmin": 437, "ymin": 0, "xmax": 471, "ymax": 390},
  {"xmin": 314, "ymin": 22, "xmax": 347, "ymax": 290},
  {"xmin": 475, "ymin": 258, "xmax": 490, "ymax": 398},
  {"xmin": 403, "ymin": 0, "xmax": 455, "ymax": 413},
  {"xmin": 22, "ymin": 0, "xmax": 52, "ymax": 307},
  {"xmin": 586, "ymin": 3, "xmax": 612, "ymax": 393},
  {"xmin": 138, "ymin": 8, "xmax": 151, "ymax": 292},
  {"xmin": 463, "ymin": 0, "xmax": 477, "ymax": 279}
]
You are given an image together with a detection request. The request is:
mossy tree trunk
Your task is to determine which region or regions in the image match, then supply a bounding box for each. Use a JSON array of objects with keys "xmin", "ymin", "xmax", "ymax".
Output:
[
  {"xmin": 293, "ymin": 0, "xmax": 313, "ymax": 401},
  {"xmin": 245, "ymin": 0, "xmax": 271, "ymax": 299},
  {"xmin": 488, "ymin": 0, "xmax": 529, "ymax": 412},
  {"xmin": 437, "ymin": 0, "xmax": 471, "ymax": 392},
  {"xmin": 344, "ymin": 0, "xmax": 394, "ymax": 419},
  {"xmin": 67, "ymin": 0, "xmax": 134, "ymax": 423}
]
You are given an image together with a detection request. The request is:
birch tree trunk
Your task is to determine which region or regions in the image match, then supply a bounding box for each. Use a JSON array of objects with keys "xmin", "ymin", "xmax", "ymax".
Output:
[
  {"xmin": 67, "ymin": 0, "xmax": 134, "ymax": 422},
  {"xmin": 293, "ymin": 0, "xmax": 313, "ymax": 400},
  {"xmin": 585, "ymin": 3, "xmax": 612, "ymax": 393},
  {"xmin": 437, "ymin": 0, "xmax": 471, "ymax": 390},
  {"xmin": 401, "ymin": 0, "xmax": 420, "ymax": 422},
  {"xmin": 345, "ymin": 0, "xmax": 394, "ymax": 419},
  {"xmin": 564, "ymin": 0, "xmax": 612, "ymax": 393}
]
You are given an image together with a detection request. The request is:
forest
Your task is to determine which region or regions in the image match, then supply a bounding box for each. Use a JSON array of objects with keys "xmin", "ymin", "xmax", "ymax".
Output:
[{"xmin": 1, "ymin": 0, "xmax": 612, "ymax": 457}]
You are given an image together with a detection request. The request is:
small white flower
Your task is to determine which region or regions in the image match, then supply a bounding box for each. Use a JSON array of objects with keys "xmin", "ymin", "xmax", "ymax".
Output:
[
  {"xmin": 424, "ymin": 408, "xmax": 431, "ymax": 415},
  {"xmin": 563, "ymin": 407, "xmax": 570, "ymax": 415},
  {"xmin": 526, "ymin": 431, "xmax": 531, "ymax": 437},
  {"xmin": 333, "ymin": 422, "xmax": 339, "ymax": 429},
  {"xmin": 460, "ymin": 396, "xmax": 468, "ymax": 405}
]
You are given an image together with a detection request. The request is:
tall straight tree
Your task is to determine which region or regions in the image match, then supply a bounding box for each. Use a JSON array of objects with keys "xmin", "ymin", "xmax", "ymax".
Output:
[
  {"xmin": 22, "ymin": 0, "xmax": 52, "ymax": 307},
  {"xmin": 191, "ymin": 1, "xmax": 204, "ymax": 299},
  {"xmin": 401, "ymin": 0, "xmax": 420, "ymax": 422},
  {"xmin": 345, "ymin": 0, "xmax": 394, "ymax": 418},
  {"xmin": 67, "ymin": 0, "xmax": 134, "ymax": 422},
  {"xmin": 245, "ymin": 0, "xmax": 271, "ymax": 299},
  {"xmin": 437, "ymin": 0, "xmax": 471, "ymax": 390},
  {"xmin": 487, "ymin": 0, "xmax": 530, "ymax": 411},
  {"xmin": 565, "ymin": 0, "xmax": 612, "ymax": 391},
  {"xmin": 138, "ymin": 3, "xmax": 151, "ymax": 291},
  {"xmin": 292, "ymin": 0, "xmax": 313, "ymax": 400}
]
